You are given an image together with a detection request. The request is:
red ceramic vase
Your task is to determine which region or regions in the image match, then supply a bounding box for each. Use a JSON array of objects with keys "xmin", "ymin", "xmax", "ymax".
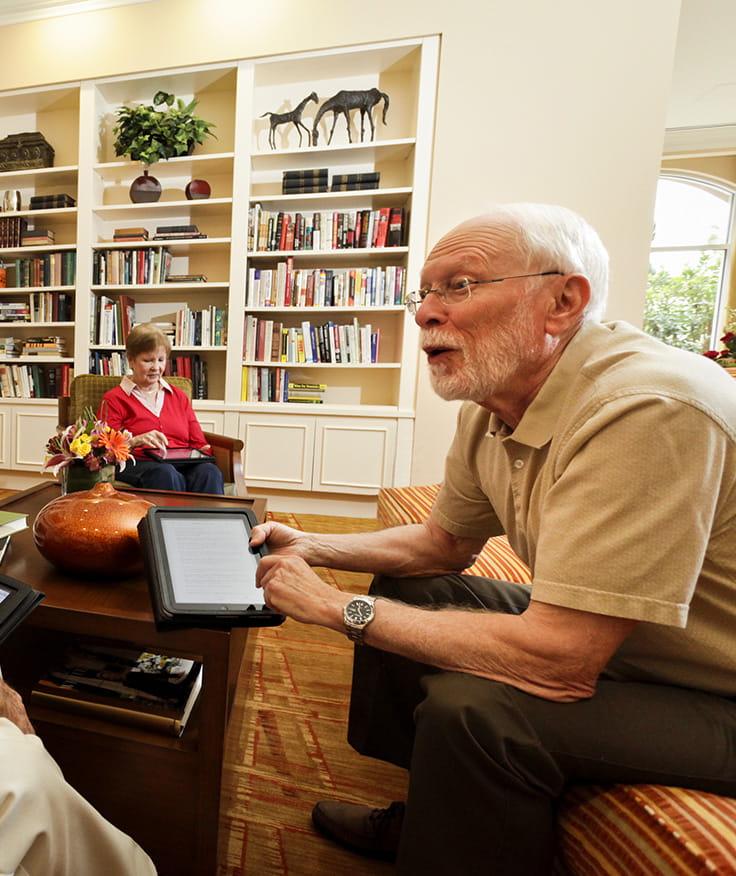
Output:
[
  {"xmin": 185, "ymin": 178, "xmax": 211, "ymax": 200},
  {"xmin": 129, "ymin": 168, "xmax": 162, "ymax": 203},
  {"xmin": 32, "ymin": 482, "xmax": 154, "ymax": 577}
]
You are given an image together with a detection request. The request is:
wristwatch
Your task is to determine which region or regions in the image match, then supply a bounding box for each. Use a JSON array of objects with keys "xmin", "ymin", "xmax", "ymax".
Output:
[{"xmin": 343, "ymin": 595, "xmax": 376, "ymax": 644}]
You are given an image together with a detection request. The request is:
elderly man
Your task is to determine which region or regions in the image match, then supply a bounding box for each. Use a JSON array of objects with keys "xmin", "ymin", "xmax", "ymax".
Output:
[
  {"xmin": 0, "ymin": 678, "xmax": 157, "ymax": 875},
  {"xmin": 251, "ymin": 204, "xmax": 736, "ymax": 875}
]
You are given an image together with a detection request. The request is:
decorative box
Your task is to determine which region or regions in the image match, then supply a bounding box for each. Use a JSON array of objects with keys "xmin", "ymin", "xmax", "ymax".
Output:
[{"xmin": 0, "ymin": 132, "xmax": 54, "ymax": 172}]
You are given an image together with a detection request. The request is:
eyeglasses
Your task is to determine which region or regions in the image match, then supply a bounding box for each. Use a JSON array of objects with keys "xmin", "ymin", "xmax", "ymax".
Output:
[{"xmin": 404, "ymin": 272, "xmax": 565, "ymax": 314}]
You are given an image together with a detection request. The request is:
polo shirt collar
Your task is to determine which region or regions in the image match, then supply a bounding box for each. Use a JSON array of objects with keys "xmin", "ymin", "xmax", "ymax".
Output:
[{"xmin": 488, "ymin": 321, "xmax": 606, "ymax": 448}]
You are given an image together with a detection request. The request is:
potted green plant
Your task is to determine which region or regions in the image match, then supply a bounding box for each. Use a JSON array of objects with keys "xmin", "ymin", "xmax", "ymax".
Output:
[{"xmin": 113, "ymin": 90, "xmax": 216, "ymax": 202}]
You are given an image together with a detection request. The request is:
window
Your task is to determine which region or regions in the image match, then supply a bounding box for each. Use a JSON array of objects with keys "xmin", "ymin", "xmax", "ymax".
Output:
[{"xmin": 645, "ymin": 174, "xmax": 735, "ymax": 353}]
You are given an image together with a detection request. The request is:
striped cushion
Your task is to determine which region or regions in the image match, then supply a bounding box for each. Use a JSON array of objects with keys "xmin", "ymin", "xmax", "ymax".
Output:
[
  {"xmin": 378, "ymin": 486, "xmax": 736, "ymax": 876},
  {"xmin": 377, "ymin": 484, "xmax": 532, "ymax": 585},
  {"xmin": 556, "ymin": 784, "xmax": 736, "ymax": 875}
]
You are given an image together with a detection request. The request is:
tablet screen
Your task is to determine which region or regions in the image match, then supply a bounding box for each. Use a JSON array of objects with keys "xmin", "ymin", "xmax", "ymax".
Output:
[
  {"xmin": 0, "ymin": 585, "xmax": 10, "ymax": 604},
  {"xmin": 159, "ymin": 514, "xmax": 262, "ymax": 608}
]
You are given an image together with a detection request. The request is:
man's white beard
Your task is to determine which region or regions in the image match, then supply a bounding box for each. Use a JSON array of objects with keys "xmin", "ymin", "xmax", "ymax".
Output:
[{"xmin": 424, "ymin": 300, "xmax": 537, "ymax": 404}]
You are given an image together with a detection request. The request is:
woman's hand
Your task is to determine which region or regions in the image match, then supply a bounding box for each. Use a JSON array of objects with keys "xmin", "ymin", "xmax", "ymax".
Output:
[
  {"xmin": 0, "ymin": 679, "xmax": 34, "ymax": 734},
  {"xmin": 130, "ymin": 430, "xmax": 168, "ymax": 451}
]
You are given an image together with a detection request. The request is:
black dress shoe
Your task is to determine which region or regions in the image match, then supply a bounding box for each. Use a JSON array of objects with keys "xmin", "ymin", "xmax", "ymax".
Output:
[{"xmin": 311, "ymin": 800, "xmax": 405, "ymax": 860}]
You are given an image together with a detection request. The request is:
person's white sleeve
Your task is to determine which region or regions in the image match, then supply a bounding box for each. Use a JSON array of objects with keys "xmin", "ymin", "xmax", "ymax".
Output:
[{"xmin": 0, "ymin": 718, "xmax": 156, "ymax": 876}]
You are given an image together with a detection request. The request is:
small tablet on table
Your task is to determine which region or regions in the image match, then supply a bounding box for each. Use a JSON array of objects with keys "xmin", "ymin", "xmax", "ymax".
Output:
[{"xmin": 138, "ymin": 507, "xmax": 284, "ymax": 629}]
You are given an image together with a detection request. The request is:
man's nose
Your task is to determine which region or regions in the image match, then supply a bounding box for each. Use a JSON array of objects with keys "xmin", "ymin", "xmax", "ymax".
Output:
[{"xmin": 414, "ymin": 291, "xmax": 448, "ymax": 326}]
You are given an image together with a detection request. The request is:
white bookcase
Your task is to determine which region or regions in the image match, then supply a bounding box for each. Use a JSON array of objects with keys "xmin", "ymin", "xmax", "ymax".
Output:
[{"xmin": 0, "ymin": 37, "xmax": 438, "ymax": 499}]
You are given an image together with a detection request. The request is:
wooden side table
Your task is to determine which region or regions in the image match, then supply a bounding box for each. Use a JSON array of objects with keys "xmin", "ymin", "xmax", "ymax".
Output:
[{"xmin": 0, "ymin": 482, "xmax": 267, "ymax": 876}]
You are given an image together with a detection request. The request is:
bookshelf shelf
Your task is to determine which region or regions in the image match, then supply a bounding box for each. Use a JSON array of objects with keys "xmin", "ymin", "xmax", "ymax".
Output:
[{"xmin": 0, "ymin": 36, "xmax": 438, "ymax": 493}]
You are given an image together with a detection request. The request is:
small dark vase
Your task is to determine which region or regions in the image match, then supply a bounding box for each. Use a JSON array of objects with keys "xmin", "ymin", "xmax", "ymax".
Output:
[
  {"xmin": 185, "ymin": 179, "xmax": 211, "ymax": 200},
  {"xmin": 129, "ymin": 168, "xmax": 162, "ymax": 203}
]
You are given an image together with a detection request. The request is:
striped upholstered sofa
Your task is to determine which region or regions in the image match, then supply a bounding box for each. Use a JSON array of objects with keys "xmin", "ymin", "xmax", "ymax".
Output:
[{"xmin": 377, "ymin": 484, "xmax": 736, "ymax": 875}]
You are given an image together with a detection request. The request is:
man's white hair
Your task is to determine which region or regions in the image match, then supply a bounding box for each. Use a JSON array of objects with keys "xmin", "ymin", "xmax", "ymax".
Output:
[{"xmin": 480, "ymin": 203, "xmax": 609, "ymax": 322}]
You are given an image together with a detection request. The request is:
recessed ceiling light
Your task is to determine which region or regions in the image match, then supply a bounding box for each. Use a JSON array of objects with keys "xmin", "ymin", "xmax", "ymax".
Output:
[{"xmin": 0, "ymin": 0, "xmax": 155, "ymax": 27}]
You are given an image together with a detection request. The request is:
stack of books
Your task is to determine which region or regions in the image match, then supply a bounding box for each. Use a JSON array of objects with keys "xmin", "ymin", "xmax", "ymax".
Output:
[
  {"xmin": 21, "ymin": 228, "xmax": 56, "ymax": 246},
  {"xmin": 0, "ymin": 304, "xmax": 31, "ymax": 323},
  {"xmin": 0, "ymin": 216, "xmax": 28, "ymax": 248},
  {"xmin": 113, "ymin": 227, "xmax": 149, "ymax": 242},
  {"xmin": 285, "ymin": 380, "xmax": 326, "ymax": 404},
  {"xmin": 1, "ymin": 337, "xmax": 20, "ymax": 357},
  {"xmin": 20, "ymin": 336, "xmax": 67, "ymax": 357},
  {"xmin": 31, "ymin": 643, "xmax": 203, "ymax": 737},
  {"xmin": 152, "ymin": 224, "xmax": 207, "ymax": 240},
  {"xmin": 165, "ymin": 274, "xmax": 208, "ymax": 283},
  {"xmin": 281, "ymin": 168, "xmax": 328, "ymax": 194},
  {"xmin": 29, "ymin": 193, "xmax": 75, "ymax": 210},
  {"xmin": 330, "ymin": 172, "xmax": 380, "ymax": 191}
]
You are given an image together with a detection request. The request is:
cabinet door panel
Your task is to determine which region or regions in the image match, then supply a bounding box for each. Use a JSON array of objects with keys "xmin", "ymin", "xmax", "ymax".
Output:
[
  {"xmin": 242, "ymin": 414, "xmax": 314, "ymax": 490},
  {"xmin": 315, "ymin": 417, "xmax": 397, "ymax": 495},
  {"xmin": 14, "ymin": 407, "xmax": 59, "ymax": 469}
]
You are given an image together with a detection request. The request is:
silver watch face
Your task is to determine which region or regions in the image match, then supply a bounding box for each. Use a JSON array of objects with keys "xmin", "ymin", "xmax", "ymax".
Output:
[{"xmin": 345, "ymin": 599, "xmax": 373, "ymax": 625}]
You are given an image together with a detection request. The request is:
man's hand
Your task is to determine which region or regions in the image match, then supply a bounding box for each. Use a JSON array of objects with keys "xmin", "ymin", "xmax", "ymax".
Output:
[
  {"xmin": 256, "ymin": 554, "xmax": 346, "ymax": 629},
  {"xmin": 250, "ymin": 521, "xmax": 312, "ymax": 559},
  {"xmin": 0, "ymin": 679, "xmax": 34, "ymax": 734}
]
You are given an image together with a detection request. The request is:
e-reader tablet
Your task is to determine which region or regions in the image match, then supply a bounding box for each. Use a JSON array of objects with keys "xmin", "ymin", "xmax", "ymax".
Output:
[
  {"xmin": 144, "ymin": 447, "xmax": 215, "ymax": 464},
  {"xmin": 0, "ymin": 573, "xmax": 45, "ymax": 645},
  {"xmin": 137, "ymin": 507, "xmax": 284, "ymax": 629}
]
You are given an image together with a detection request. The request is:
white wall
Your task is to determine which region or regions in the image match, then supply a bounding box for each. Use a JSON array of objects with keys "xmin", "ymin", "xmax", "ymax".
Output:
[{"xmin": 0, "ymin": 0, "xmax": 683, "ymax": 485}]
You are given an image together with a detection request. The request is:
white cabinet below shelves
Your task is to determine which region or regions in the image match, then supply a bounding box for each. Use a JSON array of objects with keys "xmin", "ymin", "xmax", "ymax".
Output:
[
  {"xmin": 241, "ymin": 412, "xmax": 396, "ymax": 495},
  {"xmin": 5, "ymin": 402, "xmax": 58, "ymax": 470}
]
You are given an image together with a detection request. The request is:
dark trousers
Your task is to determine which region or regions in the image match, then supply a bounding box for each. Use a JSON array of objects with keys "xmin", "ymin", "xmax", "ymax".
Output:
[
  {"xmin": 347, "ymin": 574, "xmax": 736, "ymax": 876},
  {"xmin": 116, "ymin": 459, "xmax": 224, "ymax": 494}
]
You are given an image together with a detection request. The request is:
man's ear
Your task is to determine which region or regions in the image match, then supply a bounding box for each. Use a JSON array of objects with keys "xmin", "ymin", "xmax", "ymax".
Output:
[{"xmin": 545, "ymin": 274, "xmax": 591, "ymax": 337}]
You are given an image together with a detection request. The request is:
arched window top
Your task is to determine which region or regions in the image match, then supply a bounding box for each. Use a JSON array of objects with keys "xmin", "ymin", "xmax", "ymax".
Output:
[
  {"xmin": 652, "ymin": 175, "xmax": 732, "ymax": 248},
  {"xmin": 646, "ymin": 172, "xmax": 735, "ymax": 353}
]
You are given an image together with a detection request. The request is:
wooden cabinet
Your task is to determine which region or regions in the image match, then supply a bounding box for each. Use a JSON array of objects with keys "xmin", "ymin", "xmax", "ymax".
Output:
[{"xmin": 0, "ymin": 38, "xmax": 438, "ymax": 500}]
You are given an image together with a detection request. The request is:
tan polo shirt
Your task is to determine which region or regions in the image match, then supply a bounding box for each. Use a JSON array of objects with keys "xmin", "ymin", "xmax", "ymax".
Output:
[{"xmin": 431, "ymin": 320, "xmax": 736, "ymax": 695}]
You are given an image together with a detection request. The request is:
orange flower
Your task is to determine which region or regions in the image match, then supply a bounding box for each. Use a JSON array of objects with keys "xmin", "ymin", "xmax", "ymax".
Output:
[{"xmin": 98, "ymin": 426, "xmax": 133, "ymax": 463}]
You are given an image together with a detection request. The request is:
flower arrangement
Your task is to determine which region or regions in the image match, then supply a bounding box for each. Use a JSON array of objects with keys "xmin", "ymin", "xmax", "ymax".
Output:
[
  {"xmin": 43, "ymin": 407, "xmax": 134, "ymax": 475},
  {"xmin": 704, "ymin": 328, "xmax": 736, "ymax": 367}
]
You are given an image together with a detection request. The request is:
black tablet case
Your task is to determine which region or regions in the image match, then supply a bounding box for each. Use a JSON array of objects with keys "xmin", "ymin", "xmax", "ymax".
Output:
[
  {"xmin": 0, "ymin": 573, "xmax": 44, "ymax": 645},
  {"xmin": 138, "ymin": 507, "xmax": 284, "ymax": 630}
]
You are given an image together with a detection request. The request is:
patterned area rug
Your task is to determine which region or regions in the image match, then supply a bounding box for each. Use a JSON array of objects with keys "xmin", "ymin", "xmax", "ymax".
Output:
[{"xmin": 217, "ymin": 512, "xmax": 408, "ymax": 875}]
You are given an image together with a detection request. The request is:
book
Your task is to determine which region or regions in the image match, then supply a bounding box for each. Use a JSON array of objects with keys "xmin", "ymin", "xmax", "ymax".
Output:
[
  {"xmin": 387, "ymin": 207, "xmax": 405, "ymax": 246},
  {"xmin": 330, "ymin": 172, "xmax": 380, "ymax": 191},
  {"xmin": 282, "ymin": 168, "xmax": 328, "ymax": 182},
  {"xmin": 114, "ymin": 227, "xmax": 149, "ymax": 240},
  {"xmin": 29, "ymin": 193, "xmax": 75, "ymax": 209},
  {"xmin": 0, "ymin": 511, "xmax": 28, "ymax": 538},
  {"xmin": 155, "ymin": 224, "xmax": 199, "ymax": 234},
  {"xmin": 31, "ymin": 643, "xmax": 203, "ymax": 737}
]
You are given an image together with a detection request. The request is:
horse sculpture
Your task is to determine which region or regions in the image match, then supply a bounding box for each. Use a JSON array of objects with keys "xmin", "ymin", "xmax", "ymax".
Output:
[
  {"xmin": 261, "ymin": 92, "xmax": 318, "ymax": 149},
  {"xmin": 311, "ymin": 88, "xmax": 390, "ymax": 146}
]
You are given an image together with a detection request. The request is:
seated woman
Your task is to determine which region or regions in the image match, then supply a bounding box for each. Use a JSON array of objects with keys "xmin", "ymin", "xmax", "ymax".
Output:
[{"xmin": 98, "ymin": 323, "xmax": 224, "ymax": 495}]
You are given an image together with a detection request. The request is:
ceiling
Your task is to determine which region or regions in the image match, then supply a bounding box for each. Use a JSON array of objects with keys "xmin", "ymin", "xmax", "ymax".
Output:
[{"xmin": 0, "ymin": 0, "xmax": 153, "ymax": 26}]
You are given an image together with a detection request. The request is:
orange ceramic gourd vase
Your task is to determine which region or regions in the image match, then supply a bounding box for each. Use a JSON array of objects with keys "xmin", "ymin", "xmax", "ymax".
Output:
[{"xmin": 33, "ymin": 482, "xmax": 154, "ymax": 577}]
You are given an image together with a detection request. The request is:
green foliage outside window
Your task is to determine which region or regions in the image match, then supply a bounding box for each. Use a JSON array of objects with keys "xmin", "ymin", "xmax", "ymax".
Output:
[{"xmin": 644, "ymin": 251, "xmax": 722, "ymax": 353}]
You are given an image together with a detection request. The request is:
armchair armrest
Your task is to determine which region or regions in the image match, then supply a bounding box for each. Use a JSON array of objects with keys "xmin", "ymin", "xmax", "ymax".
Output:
[{"xmin": 203, "ymin": 431, "xmax": 247, "ymax": 497}]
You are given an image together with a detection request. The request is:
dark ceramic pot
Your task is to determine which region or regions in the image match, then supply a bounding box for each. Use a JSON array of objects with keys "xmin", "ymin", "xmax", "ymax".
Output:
[
  {"xmin": 129, "ymin": 168, "xmax": 162, "ymax": 203},
  {"xmin": 185, "ymin": 179, "xmax": 211, "ymax": 200}
]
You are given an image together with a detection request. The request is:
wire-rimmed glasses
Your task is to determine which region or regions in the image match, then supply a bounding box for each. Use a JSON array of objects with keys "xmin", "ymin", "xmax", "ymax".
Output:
[{"xmin": 404, "ymin": 272, "xmax": 565, "ymax": 314}]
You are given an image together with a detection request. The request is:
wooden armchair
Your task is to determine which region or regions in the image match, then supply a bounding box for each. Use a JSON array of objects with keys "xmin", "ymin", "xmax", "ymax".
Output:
[{"xmin": 58, "ymin": 374, "xmax": 247, "ymax": 497}]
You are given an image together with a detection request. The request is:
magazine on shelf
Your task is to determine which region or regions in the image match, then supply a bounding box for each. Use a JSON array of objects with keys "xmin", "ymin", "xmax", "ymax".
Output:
[{"xmin": 30, "ymin": 643, "xmax": 203, "ymax": 736}]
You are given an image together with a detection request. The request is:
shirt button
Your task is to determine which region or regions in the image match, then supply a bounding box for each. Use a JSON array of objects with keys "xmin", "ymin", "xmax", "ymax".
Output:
[{"xmin": 513, "ymin": 459, "xmax": 524, "ymax": 469}]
